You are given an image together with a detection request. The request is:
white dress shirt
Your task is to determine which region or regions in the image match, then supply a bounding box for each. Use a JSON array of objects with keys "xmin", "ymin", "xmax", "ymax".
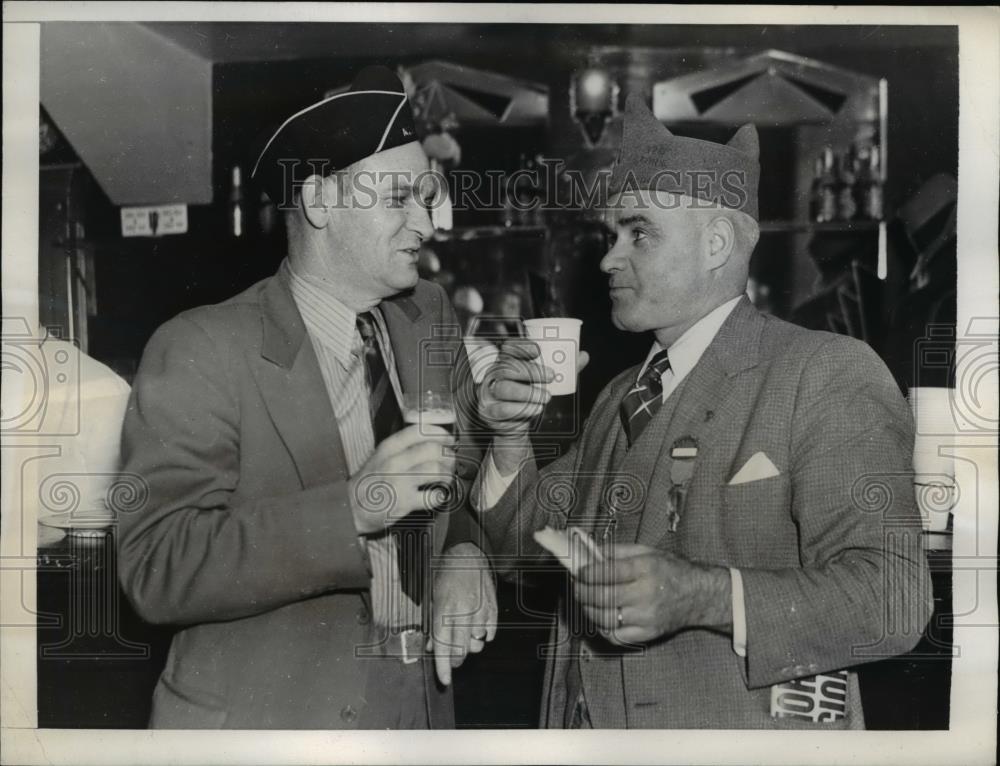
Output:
[
  {"xmin": 285, "ymin": 259, "xmax": 419, "ymax": 630},
  {"xmin": 474, "ymin": 294, "xmax": 748, "ymax": 656}
]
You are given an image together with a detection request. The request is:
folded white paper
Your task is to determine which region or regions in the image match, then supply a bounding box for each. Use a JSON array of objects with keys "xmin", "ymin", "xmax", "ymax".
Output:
[{"xmin": 534, "ymin": 526, "xmax": 603, "ymax": 576}]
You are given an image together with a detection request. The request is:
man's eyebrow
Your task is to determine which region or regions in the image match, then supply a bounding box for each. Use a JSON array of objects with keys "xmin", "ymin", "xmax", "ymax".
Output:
[
  {"xmin": 616, "ymin": 214, "xmax": 652, "ymax": 228},
  {"xmin": 379, "ymin": 176, "xmax": 413, "ymax": 190}
]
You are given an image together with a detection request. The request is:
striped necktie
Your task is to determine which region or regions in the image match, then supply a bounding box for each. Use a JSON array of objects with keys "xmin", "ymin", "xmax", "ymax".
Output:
[
  {"xmin": 356, "ymin": 312, "xmax": 428, "ymax": 609},
  {"xmin": 619, "ymin": 350, "xmax": 672, "ymax": 448},
  {"xmin": 356, "ymin": 312, "xmax": 403, "ymax": 444}
]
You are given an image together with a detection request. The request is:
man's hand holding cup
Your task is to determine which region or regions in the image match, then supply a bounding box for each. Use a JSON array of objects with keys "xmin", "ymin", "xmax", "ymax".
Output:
[
  {"xmin": 478, "ymin": 328, "xmax": 589, "ymax": 475},
  {"xmin": 349, "ymin": 424, "xmax": 455, "ymax": 535}
]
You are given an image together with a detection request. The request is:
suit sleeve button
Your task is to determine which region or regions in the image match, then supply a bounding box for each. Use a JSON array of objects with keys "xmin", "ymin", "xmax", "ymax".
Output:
[{"xmin": 340, "ymin": 705, "xmax": 358, "ymax": 723}]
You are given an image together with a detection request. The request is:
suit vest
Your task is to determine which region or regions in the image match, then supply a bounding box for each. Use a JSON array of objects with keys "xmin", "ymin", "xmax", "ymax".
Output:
[{"xmin": 562, "ymin": 373, "xmax": 694, "ymax": 728}]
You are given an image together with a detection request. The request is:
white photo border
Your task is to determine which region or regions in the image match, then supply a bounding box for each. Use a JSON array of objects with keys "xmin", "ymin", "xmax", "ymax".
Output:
[{"xmin": 2, "ymin": 3, "xmax": 997, "ymax": 765}]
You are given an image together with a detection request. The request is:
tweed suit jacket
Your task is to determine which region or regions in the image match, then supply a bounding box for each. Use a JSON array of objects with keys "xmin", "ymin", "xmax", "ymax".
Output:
[
  {"xmin": 481, "ymin": 296, "xmax": 933, "ymax": 729},
  {"xmin": 117, "ymin": 269, "xmax": 483, "ymax": 729}
]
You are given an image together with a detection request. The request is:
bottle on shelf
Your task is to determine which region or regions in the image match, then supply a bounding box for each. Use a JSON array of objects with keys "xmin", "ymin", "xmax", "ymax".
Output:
[
  {"xmin": 808, "ymin": 156, "xmax": 825, "ymax": 222},
  {"xmin": 500, "ymin": 155, "xmax": 517, "ymax": 228},
  {"xmin": 814, "ymin": 147, "xmax": 838, "ymax": 223},
  {"xmin": 501, "ymin": 179, "xmax": 516, "ymax": 228},
  {"xmin": 835, "ymin": 147, "xmax": 858, "ymax": 222},
  {"xmin": 509, "ymin": 152, "xmax": 541, "ymax": 227},
  {"xmin": 529, "ymin": 153, "xmax": 547, "ymax": 227},
  {"xmin": 855, "ymin": 145, "xmax": 884, "ymax": 221},
  {"xmin": 229, "ymin": 165, "xmax": 245, "ymax": 238}
]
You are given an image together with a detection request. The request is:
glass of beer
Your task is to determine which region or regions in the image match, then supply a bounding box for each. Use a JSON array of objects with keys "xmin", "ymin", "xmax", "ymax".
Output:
[{"xmin": 402, "ymin": 390, "xmax": 456, "ymax": 506}]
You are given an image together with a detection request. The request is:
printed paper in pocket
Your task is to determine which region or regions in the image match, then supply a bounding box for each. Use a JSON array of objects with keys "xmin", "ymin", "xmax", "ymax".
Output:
[{"xmin": 771, "ymin": 670, "xmax": 848, "ymax": 723}]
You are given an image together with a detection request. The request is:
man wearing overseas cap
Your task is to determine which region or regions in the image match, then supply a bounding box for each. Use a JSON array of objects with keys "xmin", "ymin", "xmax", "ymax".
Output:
[
  {"xmin": 473, "ymin": 94, "xmax": 932, "ymax": 728},
  {"xmin": 118, "ymin": 66, "xmax": 496, "ymax": 729}
]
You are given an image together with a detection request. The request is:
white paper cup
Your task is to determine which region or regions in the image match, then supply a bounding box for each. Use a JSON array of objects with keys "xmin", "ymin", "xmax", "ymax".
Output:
[{"xmin": 523, "ymin": 318, "xmax": 582, "ymax": 396}]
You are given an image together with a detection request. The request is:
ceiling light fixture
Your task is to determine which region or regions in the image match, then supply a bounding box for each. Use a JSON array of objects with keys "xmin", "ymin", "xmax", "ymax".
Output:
[{"xmin": 570, "ymin": 63, "xmax": 619, "ymax": 147}]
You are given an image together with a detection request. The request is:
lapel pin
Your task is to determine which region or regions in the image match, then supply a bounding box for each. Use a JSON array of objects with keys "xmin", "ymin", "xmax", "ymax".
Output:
[{"xmin": 670, "ymin": 436, "xmax": 699, "ymax": 462}]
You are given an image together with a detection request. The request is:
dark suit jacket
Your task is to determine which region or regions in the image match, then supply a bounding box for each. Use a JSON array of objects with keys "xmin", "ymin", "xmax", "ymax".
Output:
[
  {"xmin": 482, "ymin": 297, "xmax": 933, "ymax": 728},
  {"xmin": 117, "ymin": 269, "xmax": 483, "ymax": 729}
]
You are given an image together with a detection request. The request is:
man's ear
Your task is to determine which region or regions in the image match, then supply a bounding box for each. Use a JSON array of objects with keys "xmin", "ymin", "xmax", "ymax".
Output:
[
  {"xmin": 705, "ymin": 214, "xmax": 736, "ymax": 270},
  {"xmin": 299, "ymin": 173, "xmax": 337, "ymax": 230}
]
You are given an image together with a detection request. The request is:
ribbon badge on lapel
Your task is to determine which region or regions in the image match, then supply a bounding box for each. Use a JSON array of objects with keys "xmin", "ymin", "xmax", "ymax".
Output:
[{"xmin": 667, "ymin": 436, "xmax": 698, "ymax": 533}]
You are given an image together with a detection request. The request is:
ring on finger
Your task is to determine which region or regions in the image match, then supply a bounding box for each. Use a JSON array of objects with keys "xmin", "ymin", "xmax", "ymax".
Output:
[{"xmin": 616, "ymin": 606, "xmax": 624, "ymax": 629}]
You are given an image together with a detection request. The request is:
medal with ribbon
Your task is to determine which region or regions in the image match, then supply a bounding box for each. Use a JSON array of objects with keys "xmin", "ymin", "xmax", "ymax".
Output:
[{"xmin": 667, "ymin": 436, "xmax": 698, "ymax": 532}]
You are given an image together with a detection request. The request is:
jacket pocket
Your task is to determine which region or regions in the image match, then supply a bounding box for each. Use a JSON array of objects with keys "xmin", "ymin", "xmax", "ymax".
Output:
[
  {"xmin": 721, "ymin": 474, "xmax": 796, "ymax": 566},
  {"xmin": 722, "ymin": 473, "xmax": 791, "ymax": 513}
]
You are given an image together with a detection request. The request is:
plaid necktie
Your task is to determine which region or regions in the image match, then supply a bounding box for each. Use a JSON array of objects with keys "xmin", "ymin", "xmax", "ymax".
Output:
[
  {"xmin": 356, "ymin": 312, "xmax": 428, "ymax": 608},
  {"xmin": 619, "ymin": 349, "xmax": 672, "ymax": 448}
]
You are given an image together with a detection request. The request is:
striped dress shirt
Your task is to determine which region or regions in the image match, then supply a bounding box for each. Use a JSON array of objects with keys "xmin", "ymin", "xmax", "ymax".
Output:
[{"xmin": 284, "ymin": 259, "xmax": 420, "ymax": 630}]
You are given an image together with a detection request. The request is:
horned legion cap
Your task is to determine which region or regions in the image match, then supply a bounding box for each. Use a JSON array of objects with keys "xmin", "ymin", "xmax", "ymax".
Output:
[{"xmin": 609, "ymin": 94, "xmax": 760, "ymax": 220}]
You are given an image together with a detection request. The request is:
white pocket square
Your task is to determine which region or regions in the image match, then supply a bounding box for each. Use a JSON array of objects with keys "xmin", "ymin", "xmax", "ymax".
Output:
[{"xmin": 728, "ymin": 451, "xmax": 780, "ymax": 485}]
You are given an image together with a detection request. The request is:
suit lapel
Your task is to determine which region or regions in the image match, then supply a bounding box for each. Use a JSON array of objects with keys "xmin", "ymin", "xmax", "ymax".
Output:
[
  {"xmin": 381, "ymin": 291, "xmax": 463, "ymax": 399},
  {"xmin": 380, "ymin": 293, "xmax": 430, "ymax": 395},
  {"xmin": 249, "ymin": 272, "xmax": 349, "ymax": 489},
  {"xmin": 625, "ymin": 297, "xmax": 767, "ymax": 546},
  {"xmin": 632, "ymin": 349, "xmax": 739, "ymax": 545},
  {"xmin": 379, "ymin": 292, "xmax": 456, "ymax": 550}
]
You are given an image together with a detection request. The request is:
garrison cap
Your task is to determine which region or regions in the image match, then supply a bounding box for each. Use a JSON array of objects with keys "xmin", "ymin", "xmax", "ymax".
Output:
[{"xmin": 252, "ymin": 65, "xmax": 418, "ymax": 206}]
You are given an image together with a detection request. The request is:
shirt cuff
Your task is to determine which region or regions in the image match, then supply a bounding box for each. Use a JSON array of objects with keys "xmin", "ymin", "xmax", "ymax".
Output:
[
  {"xmin": 357, "ymin": 536, "xmax": 373, "ymax": 576},
  {"xmin": 729, "ymin": 567, "xmax": 747, "ymax": 658},
  {"xmin": 471, "ymin": 445, "xmax": 519, "ymax": 512}
]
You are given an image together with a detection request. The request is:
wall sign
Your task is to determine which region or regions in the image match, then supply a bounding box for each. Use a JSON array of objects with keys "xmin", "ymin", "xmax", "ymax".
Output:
[{"xmin": 120, "ymin": 204, "xmax": 188, "ymax": 237}]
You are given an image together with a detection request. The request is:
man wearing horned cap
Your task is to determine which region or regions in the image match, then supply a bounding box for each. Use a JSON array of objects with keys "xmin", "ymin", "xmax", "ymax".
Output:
[
  {"xmin": 118, "ymin": 66, "xmax": 495, "ymax": 729},
  {"xmin": 474, "ymin": 94, "xmax": 932, "ymax": 728}
]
